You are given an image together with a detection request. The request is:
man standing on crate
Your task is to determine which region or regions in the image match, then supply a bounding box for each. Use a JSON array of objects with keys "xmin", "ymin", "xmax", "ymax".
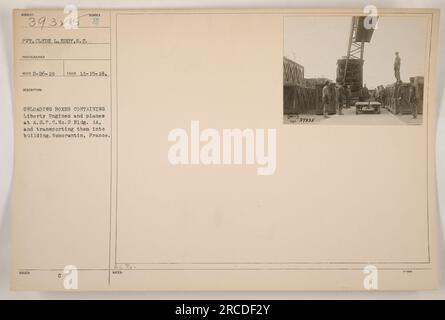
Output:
[
  {"xmin": 322, "ymin": 80, "xmax": 330, "ymax": 118},
  {"xmin": 409, "ymin": 78, "xmax": 418, "ymax": 119},
  {"xmin": 394, "ymin": 52, "xmax": 401, "ymax": 83}
]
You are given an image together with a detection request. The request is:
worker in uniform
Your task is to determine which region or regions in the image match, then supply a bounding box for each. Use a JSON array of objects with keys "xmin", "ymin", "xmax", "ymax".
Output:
[
  {"xmin": 345, "ymin": 85, "xmax": 352, "ymax": 108},
  {"xmin": 337, "ymin": 83, "xmax": 345, "ymax": 115},
  {"xmin": 322, "ymin": 80, "xmax": 330, "ymax": 118},
  {"xmin": 394, "ymin": 52, "xmax": 401, "ymax": 83},
  {"xmin": 408, "ymin": 78, "xmax": 418, "ymax": 119},
  {"xmin": 360, "ymin": 84, "xmax": 369, "ymax": 102}
]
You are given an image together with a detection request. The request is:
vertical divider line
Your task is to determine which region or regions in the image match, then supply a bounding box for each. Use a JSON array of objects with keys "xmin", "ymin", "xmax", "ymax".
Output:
[{"xmin": 114, "ymin": 13, "xmax": 119, "ymax": 267}]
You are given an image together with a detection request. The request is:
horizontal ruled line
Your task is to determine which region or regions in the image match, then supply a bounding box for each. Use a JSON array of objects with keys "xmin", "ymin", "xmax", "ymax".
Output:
[
  {"xmin": 20, "ymin": 58, "xmax": 110, "ymax": 61},
  {"xmin": 20, "ymin": 75, "xmax": 110, "ymax": 78},
  {"xmin": 22, "ymin": 26, "xmax": 110, "ymax": 29}
]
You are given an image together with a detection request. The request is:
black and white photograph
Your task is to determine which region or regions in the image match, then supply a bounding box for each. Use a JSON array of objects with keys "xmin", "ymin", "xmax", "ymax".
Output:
[{"xmin": 283, "ymin": 15, "xmax": 429, "ymax": 125}]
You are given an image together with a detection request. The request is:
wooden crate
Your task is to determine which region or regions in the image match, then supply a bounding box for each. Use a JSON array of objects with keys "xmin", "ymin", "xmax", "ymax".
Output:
[
  {"xmin": 336, "ymin": 58, "xmax": 363, "ymax": 97},
  {"xmin": 283, "ymin": 57, "xmax": 304, "ymax": 86}
]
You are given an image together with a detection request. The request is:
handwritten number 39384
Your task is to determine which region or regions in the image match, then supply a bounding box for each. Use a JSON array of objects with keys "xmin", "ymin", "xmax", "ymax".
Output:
[{"xmin": 28, "ymin": 16, "xmax": 64, "ymax": 29}]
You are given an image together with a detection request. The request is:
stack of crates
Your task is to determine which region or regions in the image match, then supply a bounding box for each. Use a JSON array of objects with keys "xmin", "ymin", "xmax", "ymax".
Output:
[{"xmin": 336, "ymin": 58, "xmax": 364, "ymax": 100}]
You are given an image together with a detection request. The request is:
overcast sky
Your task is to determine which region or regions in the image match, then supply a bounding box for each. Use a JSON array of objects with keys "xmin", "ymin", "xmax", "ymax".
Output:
[{"xmin": 284, "ymin": 15, "xmax": 429, "ymax": 88}]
